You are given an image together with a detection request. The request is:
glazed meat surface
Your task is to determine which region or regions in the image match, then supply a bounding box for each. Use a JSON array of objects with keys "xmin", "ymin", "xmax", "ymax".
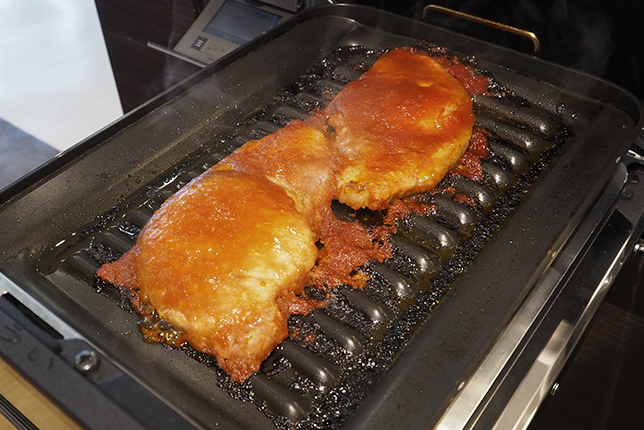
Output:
[
  {"xmin": 99, "ymin": 170, "xmax": 318, "ymax": 381},
  {"xmin": 318, "ymin": 48, "xmax": 475, "ymax": 210},
  {"xmin": 215, "ymin": 120, "xmax": 339, "ymax": 233}
]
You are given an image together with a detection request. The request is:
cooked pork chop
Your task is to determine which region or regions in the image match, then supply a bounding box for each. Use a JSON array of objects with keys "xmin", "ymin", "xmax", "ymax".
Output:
[
  {"xmin": 318, "ymin": 48, "xmax": 475, "ymax": 210},
  {"xmin": 98, "ymin": 170, "xmax": 318, "ymax": 381},
  {"xmin": 215, "ymin": 120, "xmax": 339, "ymax": 233}
]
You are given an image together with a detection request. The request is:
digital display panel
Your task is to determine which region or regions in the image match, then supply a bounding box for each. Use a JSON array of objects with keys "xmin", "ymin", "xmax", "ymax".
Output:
[{"xmin": 203, "ymin": 0, "xmax": 282, "ymax": 46}]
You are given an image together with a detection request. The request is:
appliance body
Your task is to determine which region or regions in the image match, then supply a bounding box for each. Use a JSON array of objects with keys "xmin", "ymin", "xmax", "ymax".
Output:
[{"xmin": 1, "ymin": 5, "xmax": 643, "ymax": 430}]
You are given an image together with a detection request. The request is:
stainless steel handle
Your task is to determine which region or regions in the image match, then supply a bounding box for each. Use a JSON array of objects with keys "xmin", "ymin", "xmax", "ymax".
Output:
[{"xmin": 422, "ymin": 4, "xmax": 540, "ymax": 55}]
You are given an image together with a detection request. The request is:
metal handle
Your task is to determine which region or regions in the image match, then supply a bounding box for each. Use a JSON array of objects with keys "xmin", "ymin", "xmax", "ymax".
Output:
[{"xmin": 423, "ymin": 4, "xmax": 540, "ymax": 55}]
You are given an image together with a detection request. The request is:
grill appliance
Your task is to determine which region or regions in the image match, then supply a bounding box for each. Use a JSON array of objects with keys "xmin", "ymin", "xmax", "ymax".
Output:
[{"xmin": 1, "ymin": 5, "xmax": 643, "ymax": 430}]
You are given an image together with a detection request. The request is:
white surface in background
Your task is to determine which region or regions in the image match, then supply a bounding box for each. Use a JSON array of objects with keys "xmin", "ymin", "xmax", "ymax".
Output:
[{"xmin": 0, "ymin": 0, "xmax": 123, "ymax": 152}]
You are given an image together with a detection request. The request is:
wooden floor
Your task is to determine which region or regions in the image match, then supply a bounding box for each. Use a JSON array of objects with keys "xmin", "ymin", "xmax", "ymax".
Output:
[{"xmin": 528, "ymin": 252, "xmax": 644, "ymax": 430}]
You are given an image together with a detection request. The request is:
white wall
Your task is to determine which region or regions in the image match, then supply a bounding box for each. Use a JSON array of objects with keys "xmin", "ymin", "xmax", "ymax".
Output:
[{"xmin": 0, "ymin": 0, "xmax": 123, "ymax": 152}]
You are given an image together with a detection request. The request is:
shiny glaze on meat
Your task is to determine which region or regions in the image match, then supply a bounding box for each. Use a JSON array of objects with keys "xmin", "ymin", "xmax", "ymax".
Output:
[{"xmin": 317, "ymin": 48, "xmax": 475, "ymax": 210}]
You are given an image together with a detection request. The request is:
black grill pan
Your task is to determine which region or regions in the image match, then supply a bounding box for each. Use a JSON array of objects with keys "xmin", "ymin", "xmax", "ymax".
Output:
[{"xmin": 0, "ymin": 5, "xmax": 642, "ymax": 430}]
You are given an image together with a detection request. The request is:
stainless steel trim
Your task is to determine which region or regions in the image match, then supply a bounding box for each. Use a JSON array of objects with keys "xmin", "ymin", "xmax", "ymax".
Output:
[
  {"xmin": 0, "ymin": 272, "xmax": 86, "ymax": 341},
  {"xmin": 492, "ymin": 320, "xmax": 573, "ymax": 430},
  {"xmin": 492, "ymin": 164, "xmax": 644, "ymax": 430},
  {"xmin": 435, "ymin": 163, "xmax": 630, "ymax": 430}
]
